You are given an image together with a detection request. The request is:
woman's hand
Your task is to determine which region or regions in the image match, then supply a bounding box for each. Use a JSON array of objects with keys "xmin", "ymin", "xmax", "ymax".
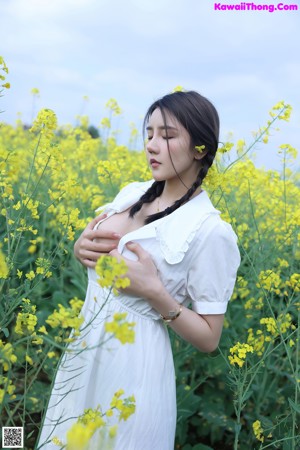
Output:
[
  {"xmin": 74, "ymin": 214, "xmax": 122, "ymax": 268},
  {"xmin": 109, "ymin": 242, "xmax": 164, "ymax": 299}
]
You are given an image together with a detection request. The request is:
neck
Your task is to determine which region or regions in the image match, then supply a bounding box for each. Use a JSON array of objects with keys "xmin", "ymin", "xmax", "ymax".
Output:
[{"xmin": 160, "ymin": 178, "xmax": 202, "ymax": 206}]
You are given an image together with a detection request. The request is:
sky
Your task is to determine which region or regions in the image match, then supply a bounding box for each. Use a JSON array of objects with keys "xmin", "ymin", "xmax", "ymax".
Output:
[{"xmin": 1, "ymin": 0, "xmax": 299, "ymax": 172}]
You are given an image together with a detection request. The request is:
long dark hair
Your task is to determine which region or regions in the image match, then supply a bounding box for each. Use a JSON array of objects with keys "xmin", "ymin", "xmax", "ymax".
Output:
[{"xmin": 129, "ymin": 90, "xmax": 220, "ymax": 224}]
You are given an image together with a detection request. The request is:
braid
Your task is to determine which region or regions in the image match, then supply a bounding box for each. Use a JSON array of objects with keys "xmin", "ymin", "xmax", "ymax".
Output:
[
  {"xmin": 145, "ymin": 154, "xmax": 214, "ymax": 225},
  {"xmin": 129, "ymin": 181, "xmax": 165, "ymax": 218}
]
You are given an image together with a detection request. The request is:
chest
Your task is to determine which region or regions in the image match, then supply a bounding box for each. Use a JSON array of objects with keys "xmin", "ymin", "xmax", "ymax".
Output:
[{"xmin": 96, "ymin": 202, "xmax": 157, "ymax": 239}]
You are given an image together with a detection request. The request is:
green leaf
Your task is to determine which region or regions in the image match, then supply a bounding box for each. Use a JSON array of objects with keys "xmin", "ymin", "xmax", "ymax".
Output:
[
  {"xmin": 2, "ymin": 327, "xmax": 9, "ymax": 337},
  {"xmin": 288, "ymin": 397, "xmax": 300, "ymax": 414},
  {"xmin": 193, "ymin": 444, "xmax": 214, "ymax": 450}
]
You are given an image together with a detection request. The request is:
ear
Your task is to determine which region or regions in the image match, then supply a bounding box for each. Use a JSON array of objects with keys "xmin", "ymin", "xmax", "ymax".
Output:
[{"xmin": 194, "ymin": 145, "xmax": 207, "ymax": 160}]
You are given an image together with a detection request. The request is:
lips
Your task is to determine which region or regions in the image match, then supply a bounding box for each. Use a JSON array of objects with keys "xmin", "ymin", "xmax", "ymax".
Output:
[{"xmin": 150, "ymin": 158, "xmax": 160, "ymax": 164}]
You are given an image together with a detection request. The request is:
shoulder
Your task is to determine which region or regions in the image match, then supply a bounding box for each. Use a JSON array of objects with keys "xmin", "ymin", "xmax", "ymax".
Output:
[
  {"xmin": 186, "ymin": 191, "xmax": 238, "ymax": 245},
  {"xmin": 191, "ymin": 215, "xmax": 239, "ymax": 263},
  {"xmin": 96, "ymin": 180, "xmax": 154, "ymax": 213},
  {"xmin": 198, "ymin": 214, "xmax": 238, "ymax": 243}
]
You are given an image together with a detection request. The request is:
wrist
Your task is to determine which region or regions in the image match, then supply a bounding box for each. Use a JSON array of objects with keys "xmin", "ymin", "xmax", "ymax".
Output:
[
  {"xmin": 143, "ymin": 279, "xmax": 165, "ymax": 303},
  {"xmin": 144, "ymin": 282, "xmax": 181, "ymax": 318},
  {"xmin": 160, "ymin": 304, "xmax": 183, "ymax": 323}
]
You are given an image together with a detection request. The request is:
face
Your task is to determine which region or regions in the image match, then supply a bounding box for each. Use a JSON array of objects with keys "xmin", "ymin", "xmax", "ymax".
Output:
[{"xmin": 145, "ymin": 108, "xmax": 201, "ymax": 187}]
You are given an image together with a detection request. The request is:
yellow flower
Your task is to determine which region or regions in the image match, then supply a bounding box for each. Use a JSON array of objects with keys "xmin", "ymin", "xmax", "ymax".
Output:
[
  {"xmin": 252, "ymin": 420, "xmax": 264, "ymax": 442},
  {"xmin": 52, "ymin": 436, "xmax": 64, "ymax": 446},
  {"xmin": 286, "ymin": 273, "xmax": 300, "ymax": 292},
  {"xmin": 25, "ymin": 354, "xmax": 33, "ymax": 365},
  {"xmin": 218, "ymin": 141, "xmax": 234, "ymax": 154},
  {"xmin": 277, "ymin": 258, "xmax": 289, "ymax": 269},
  {"xmin": 105, "ymin": 98, "xmax": 122, "ymax": 116},
  {"xmin": 110, "ymin": 390, "xmax": 136, "ymax": 421},
  {"xmin": 256, "ymin": 270, "xmax": 282, "ymax": 294},
  {"xmin": 38, "ymin": 325, "xmax": 48, "ymax": 334},
  {"xmin": 100, "ymin": 117, "xmax": 111, "ymax": 129},
  {"xmin": 279, "ymin": 143, "xmax": 298, "ymax": 160},
  {"xmin": 15, "ymin": 299, "xmax": 38, "ymax": 335},
  {"xmin": 195, "ymin": 145, "xmax": 206, "ymax": 153},
  {"xmin": 95, "ymin": 256, "xmax": 130, "ymax": 294},
  {"xmin": 0, "ymin": 376, "xmax": 16, "ymax": 402},
  {"xmin": 28, "ymin": 244, "xmax": 37, "ymax": 254},
  {"xmin": 0, "ymin": 245, "xmax": 9, "ymax": 279},
  {"xmin": 109, "ymin": 425, "xmax": 118, "ymax": 438},
  {"xmin": 236, "ymin": 139, "xmax": 246, "ymax": 154},
  {"xmin": 30, "ymin": 108, "xmax": 57, "ymax": 132},
  {"xmin": 260, "ymin": 317, "xmax": 277, "ymax": 335},
  {"xmin": 105, "ymin": 313, "xmax": 135, "ymax": 344},
  {"xmin": 247, "ymin": 328, "xmax": 265, "ymax": 356},
  {"xmin": 65, "ymin": 406, "xmax": 106, "ymax": 449},
  {"xmin": 0, "ymin": 340, "xmax": 17, "ymax": 371},
  {"xmin": 46, "ymin": 297, "xmax": 84, "ymax": 338},
  {"xmin": 25, "ymin": 270, "xmax": 36, "ymax": 280},
  {"xmin": 172, "ymin": 85, "xmax": 185, "ymax": 92},
  {"xmin": 228, "ymin": 342, "xmax": 254, "ymax": 367},
  {"xmin": 31, "ymin": 87, "xmax": 40, "ymax": 96},
  {"xmin": 66, "ymin": 422, "xmax": 93, "ymax": 450},
  {"xmin": 32, "ymin": 334, "xmax": 43, "ymax": 345}
]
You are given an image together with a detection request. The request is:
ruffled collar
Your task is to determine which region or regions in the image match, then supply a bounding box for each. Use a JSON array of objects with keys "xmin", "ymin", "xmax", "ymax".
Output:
[{"xmin": 97, "ymin": 180, "xmax": 220, "ymax": 264}]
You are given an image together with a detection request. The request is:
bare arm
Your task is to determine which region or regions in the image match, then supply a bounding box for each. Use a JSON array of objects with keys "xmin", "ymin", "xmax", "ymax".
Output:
[
  {"xmin": 74, "ymin": 214, "xmax": 122, "ymax": 268},
  {"xmin": 110, "ymin": 242, "xmax": 225, "ymax": 353}
]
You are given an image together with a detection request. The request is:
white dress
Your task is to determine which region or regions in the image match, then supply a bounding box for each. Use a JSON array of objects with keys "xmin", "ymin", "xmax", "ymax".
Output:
[{"xmin": 37, "ymin": 181, "xmax": 240, "ymax": 450}]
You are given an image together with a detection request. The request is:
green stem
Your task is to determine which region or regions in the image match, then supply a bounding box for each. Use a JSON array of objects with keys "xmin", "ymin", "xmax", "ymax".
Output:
[
  {"xmin": 282, "ymin": 148, "xmax": 287, "ymax": 233},
  {"xmin": 6, "ymin": 342, "xmax": 54, "ymax": 425},
  {"xmin": 9, "ymin": 154, "xmax": 51, "ymax": 266},
  {"xmin": 223, "ymin": 106, "xmax": 287, "ymax": 174}
]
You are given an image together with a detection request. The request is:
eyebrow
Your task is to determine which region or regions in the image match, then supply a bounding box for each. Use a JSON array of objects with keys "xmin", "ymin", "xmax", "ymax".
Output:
[{"xmin": 146, "ymin": 125, "xmax": 178, "ymax": 131}]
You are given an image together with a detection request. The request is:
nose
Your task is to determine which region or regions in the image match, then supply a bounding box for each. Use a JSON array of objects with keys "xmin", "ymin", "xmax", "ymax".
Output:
[{"xmin": 146, "ymin": 136, "xmax": 159, "ymax": 154}]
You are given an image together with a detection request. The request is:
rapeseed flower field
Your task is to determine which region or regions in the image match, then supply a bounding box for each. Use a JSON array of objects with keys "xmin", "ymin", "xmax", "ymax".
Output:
[{"xmin": 0, "ymin": 57, "xmax": 299, "ymax": 449}]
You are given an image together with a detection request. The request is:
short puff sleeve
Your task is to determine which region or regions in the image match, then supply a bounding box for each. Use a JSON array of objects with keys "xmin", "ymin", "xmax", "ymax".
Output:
[{"xmin": 186, "ymin": 218, "xmax": 240, "ymax": 315}]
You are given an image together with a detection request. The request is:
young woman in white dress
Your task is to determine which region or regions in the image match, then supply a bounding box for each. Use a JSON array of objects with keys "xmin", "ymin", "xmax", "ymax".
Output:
[{"xmin": 38, "ymin": 91, "xmax": 240, "ymax": 449}]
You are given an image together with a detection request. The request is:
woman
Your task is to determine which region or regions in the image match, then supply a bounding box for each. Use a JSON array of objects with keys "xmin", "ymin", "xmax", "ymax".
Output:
[{"xmin": 38, "ymin": 91, "xmax": 240, "ymax": 449}]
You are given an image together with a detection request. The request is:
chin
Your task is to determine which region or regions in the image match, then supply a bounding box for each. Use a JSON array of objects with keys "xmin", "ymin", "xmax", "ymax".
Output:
[{"xmin": 152, "ymin": 174, "xmax": 167, "ymax": 182}]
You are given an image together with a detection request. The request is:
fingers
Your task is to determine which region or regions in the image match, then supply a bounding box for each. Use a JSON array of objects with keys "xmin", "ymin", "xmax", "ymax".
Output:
[
  {"xmin": 85, "ymin": 228, "xmax": 122, "ymax": 242},
  {"xmin": 86, "ymin": 213, "xmax": 107, "ymax": 230},
  {"xmin": 81, "ymin": 259, "xmax": 97, "ymax": 269},
  {"xmin": 126, "ymin": 242, "xmax": 149, "ymax": 260},
  {"xmin": 79, "ymin": 249, "xmax": 112, "ymax": 261},
  {"xmin": 81, "ymin": 239, "xmax": 119, "ymax": 254}
]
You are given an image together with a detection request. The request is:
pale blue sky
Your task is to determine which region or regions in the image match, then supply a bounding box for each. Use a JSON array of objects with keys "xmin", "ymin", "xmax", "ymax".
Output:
[{"xmin": 1, "ymin": 0, "xmax": 299, "ymax": 172}]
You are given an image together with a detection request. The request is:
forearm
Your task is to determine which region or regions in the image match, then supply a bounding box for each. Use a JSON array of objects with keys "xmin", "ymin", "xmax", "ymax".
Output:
[{"xmin": 145, "ymin": 286, "xmax": 224, "ymax": 353}]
